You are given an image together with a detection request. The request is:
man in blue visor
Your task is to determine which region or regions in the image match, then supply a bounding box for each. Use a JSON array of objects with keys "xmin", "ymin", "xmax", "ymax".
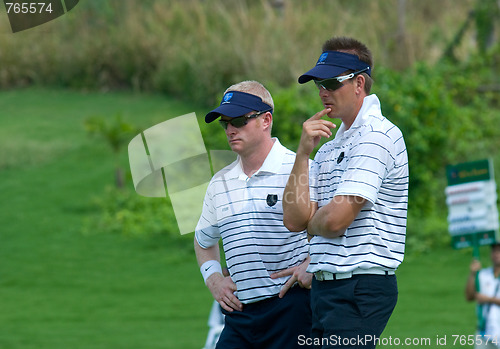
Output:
[
  {"xmin": 195, "ymin": 80, "xmax": 314, "ymax": 349},
  {"xmin": 283, "ymin": 37, "xmax": 409, "ymax": 348}
]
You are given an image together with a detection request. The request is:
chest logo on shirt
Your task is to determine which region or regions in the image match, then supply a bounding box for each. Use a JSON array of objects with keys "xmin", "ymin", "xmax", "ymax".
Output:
[
  {"xmin": 337, "ymin": 151, "xmax": 345, "ymax": 164},
  {"xmin": 266, "ymin": 194, "xmax": 278, "ymax": 207}
]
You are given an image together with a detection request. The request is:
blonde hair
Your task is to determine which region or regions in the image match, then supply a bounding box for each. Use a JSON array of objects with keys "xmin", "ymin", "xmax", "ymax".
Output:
[{"xmin": 224, "ymin": 80, "xmax": 274, "ymax": 111}]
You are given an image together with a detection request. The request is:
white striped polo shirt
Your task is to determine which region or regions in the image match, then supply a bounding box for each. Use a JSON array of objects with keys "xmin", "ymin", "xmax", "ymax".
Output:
[
  {"xmin": 477, "ymin": 267, "xmax": 500, "ymax": 340},
  {"xmin": 308, "ymin": 94, "xmax": 409, "ymax": 274},
  {"xmin": 195, "ymin": 138, "xmax": 309, "ymax": 304}
]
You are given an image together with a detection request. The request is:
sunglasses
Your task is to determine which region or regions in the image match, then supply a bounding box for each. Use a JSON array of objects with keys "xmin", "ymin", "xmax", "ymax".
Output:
[
  {"xmin": 314, "ymin": 67, "xmax": 369, "ymax": 91},
  {"xmin": 219, "ymin": 110, "xmax": 271, "ymax": 130}
]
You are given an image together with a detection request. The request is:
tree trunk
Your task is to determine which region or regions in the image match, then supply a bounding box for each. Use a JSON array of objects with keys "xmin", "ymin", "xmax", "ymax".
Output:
[{"xmin": 115, "ymin": 167, "xmax": 124, "ymax": 189}]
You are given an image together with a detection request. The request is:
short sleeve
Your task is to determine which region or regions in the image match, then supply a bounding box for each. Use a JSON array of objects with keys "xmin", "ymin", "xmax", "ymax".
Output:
[{"xmin": 194, "ymin": 183, "xmax": 221, "ymax": 248}]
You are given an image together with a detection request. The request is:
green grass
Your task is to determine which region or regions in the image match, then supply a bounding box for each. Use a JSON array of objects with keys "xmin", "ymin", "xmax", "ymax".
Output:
[
  {"xmin": 0, "ymin": 88, "xmax": 486, "ymax": 349},
  {"xmin": 0, "ymin": 88, "xmax": 213, "ymax": 349},
  {"xmin": 381, "ymin": 249, "xmax": 482, "ymax": 348}
]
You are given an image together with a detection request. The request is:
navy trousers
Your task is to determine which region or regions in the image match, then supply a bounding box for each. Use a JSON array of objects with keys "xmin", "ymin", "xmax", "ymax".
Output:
[
  {"xmin": 216, "ymin": 286, "xmax": 312, "ymax": 349},
  {"xmin": 311, "ymin": 274, "xmax": 398, "ymax": 349}
]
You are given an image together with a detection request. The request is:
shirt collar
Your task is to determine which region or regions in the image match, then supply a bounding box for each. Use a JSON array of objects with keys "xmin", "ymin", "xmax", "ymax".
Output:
[
  {"xmin": 336, "ymin": 94, "xmax": 381, "ymax": 136},
  {"xmin": 257, "ymin": 138, "xmax": 285, "ymax": 174}
]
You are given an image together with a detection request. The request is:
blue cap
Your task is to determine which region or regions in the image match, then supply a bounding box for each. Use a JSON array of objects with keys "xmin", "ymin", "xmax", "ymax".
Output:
[
  {"xmin": 205, "ymin": 91, "xmax": 273, "ymax": 123},
  {"xmin": 298, "ymin": 51, "xmax": 371, "ymax": 84}
]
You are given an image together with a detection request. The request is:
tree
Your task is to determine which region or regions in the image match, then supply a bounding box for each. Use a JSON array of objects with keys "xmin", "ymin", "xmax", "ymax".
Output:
[{"xmin": 84, "ymin": 113, "xmax": 138, "ymax": 188}]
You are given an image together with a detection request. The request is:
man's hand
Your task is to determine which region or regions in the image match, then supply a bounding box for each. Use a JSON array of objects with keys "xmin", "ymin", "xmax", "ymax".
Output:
[
  {"xmin": 297, "ymin": 108, "xmax": 335, "ymax": 157},
  {"xmin": 270, "ymin": 256, "xmax": 312, "ymax": 298},
  {"xmin": 206, "ymin": 273, "xmax": 243, "ymax": 312},
  {"xmin": 465, "ymin": 259, "xmax": 482, "ymax": 302},
  {"xmin": 470, "ymin": 259, "xmax": 481, "ymax": 273}
]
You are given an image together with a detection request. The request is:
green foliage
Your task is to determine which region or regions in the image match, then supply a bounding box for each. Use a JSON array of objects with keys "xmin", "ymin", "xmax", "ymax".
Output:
[
  {"xmin": 84, "ymin": 186, "xmax": 189, "ymax": 240},
  {"xmin": 270, "ymin": 83, "xmax": 318, "ymax": 150},
  {"xmin": 405, "ymin": 214, "xmax": 451, "ymax": 255},
  {"xmin": 376, "ymin": 56, "xmax": 500, "ymax": 219},
  {"xmin": 474, "ymin": 0, "xmax": 500, "ymax": 53},
  {"xmin": 0, "ymin": 0, "xmax": 486, "ymax": 105},
  {"xmin": 84, "ymin": 113, "xmax": 140, "ymax": 187},
  {"xmin": 84, "ymin": 113, "xmax": 139, "ymax": 154}
]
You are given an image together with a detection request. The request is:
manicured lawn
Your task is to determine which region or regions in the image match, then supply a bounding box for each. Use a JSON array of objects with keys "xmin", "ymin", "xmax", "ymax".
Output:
[
  {"xmin": 0, "ymin": 88, "xmax": 483, "ymax": 348},
  {"xmin": 382, "ymin": 248, "xmax": 480, "ymax": 348},
  {"xmin": 0, "ymin": 88, "xmax": 213, "ymax": 349}
]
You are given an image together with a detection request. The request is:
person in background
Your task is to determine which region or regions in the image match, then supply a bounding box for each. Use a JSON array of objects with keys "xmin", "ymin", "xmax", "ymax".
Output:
[{"xmin": 466, "ymin": 243, "xmax": 500, "ymax": 349}]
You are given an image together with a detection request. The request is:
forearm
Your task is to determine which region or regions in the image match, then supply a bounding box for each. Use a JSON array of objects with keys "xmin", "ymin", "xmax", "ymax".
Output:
[
  {"xmin": 194, "ymin": 238, "xmax": 220, "ymax": 267},
  {"xmin": 476, "ymin": 293, "xmax": 500, "ymax": 306},
  {"xmin": 308, "ymin": 203, "xmax": 346, "ymax": 239},
  {"xmin": 489, "ymin": 297, "xmax": 500, "ymax": 306},
  {"xmin": 465, "ymin": 272, "xmax": 477, "ymax": 301},
  {"xmin": 194, "ymin": 238, "xmax": 225, "ymax": 288},
  {"xmin": 194, "ymin": 238, "xmax": 242, "ymax": 312},
  {"xmin": 283, "ymin": 153, "xmax": 314, "ymax": 232},
  {"xmin": 308, "ymin": 196, "xmax": 365, "ymax": 239}
]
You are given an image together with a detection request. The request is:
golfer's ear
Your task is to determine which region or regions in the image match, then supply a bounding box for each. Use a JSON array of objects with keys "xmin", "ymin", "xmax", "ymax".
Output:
[
  {"xmin": 355, "ymin": 74, "xmax": 365, "ymax": 94},
  {"xmin": 262, "ymin": 112, "xmax": 273, "ymax": 131}
]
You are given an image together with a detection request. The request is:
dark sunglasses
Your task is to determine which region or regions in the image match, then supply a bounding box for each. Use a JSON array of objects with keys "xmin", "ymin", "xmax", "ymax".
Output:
[
  {"xmin": 314, "ymin": 67, "xmax": 369, "ymax": 92},
  {"xmin": 219, "ymin": 110, "xmax": 271, "ymax": 130}
]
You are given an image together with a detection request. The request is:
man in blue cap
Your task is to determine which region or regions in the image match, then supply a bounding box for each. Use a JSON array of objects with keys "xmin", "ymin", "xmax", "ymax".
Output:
[
  {"xmin": 194, "ymin": 80, "xmax": 313, "ymax": 348},
  {"xmin": 283, "ymin": 37, "xmax": 409, "ymax": 348}
]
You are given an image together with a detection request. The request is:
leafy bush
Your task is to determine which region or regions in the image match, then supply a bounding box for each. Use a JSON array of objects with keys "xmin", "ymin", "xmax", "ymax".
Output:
[
  {"xmin": 377, "ymin": 57, "xmax": 500, "ymax": 217},
  {"xmin": 84, "ymin": 186, "xmax": 183, "ymax": 238}
]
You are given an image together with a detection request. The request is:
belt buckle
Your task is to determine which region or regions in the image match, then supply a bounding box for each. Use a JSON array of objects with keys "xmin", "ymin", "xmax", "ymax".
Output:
[{"xmin": 315, "ymin": 271, "xmax": 325, "ymax": 281}]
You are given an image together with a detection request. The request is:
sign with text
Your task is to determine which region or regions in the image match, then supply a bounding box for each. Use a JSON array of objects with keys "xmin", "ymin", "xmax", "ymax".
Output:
[{"xmin": 445, "ymin": 159, "xmax": 499, "ymax": 249}]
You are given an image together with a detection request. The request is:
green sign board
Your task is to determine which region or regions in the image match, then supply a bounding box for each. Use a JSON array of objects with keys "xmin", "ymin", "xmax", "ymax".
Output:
[
  {"xmin": 451, "ymin": 231, "xmax": 497, "ymax": 250},
  {"xmin": 446, "ymin": 159, "xmax": 492, "ymax": 186},
  {"xmin": 446, "ymin": 159, "xmax": 498, "ymax": 257}
]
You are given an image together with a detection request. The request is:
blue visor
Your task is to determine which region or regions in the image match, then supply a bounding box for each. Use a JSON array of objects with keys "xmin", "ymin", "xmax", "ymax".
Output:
[
  {"xmin": 298, "ymin": 51, "xmax": 371, "ymax": 84},
  {"xmin": 205, "ymin": 91, "xmax": 273, "ymax": 123}
]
